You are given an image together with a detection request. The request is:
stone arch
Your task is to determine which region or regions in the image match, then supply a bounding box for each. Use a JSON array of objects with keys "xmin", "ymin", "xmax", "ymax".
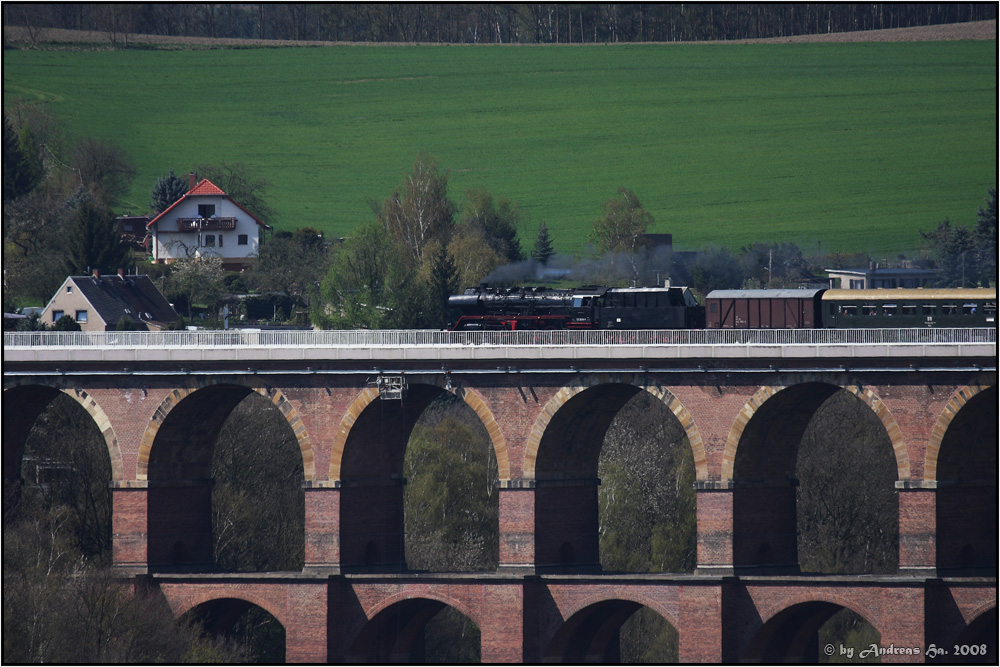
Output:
[
  {"xmin": 924, "ymin": 383, "xmax": 995, "ymax": 482},
  {"xmin": 560, "ymin": 592, "xmax": 678, "ymax": 631},
  {"xmin": 744, "ymin": 596, "xmax": 881, "ymax": 663},
  {"xmin": 365, "ymin": 590, "xmax": 481, "ymax": 629},
  {"xmin": 3, "ymin": 380, "xmax": 124, "ymax": 482},
  {"xmin": 926, "ymin": 384, "xmax": 996, "ymax": 573},
  {"xmin": 522, "ymin": 373, "xmax": 706, "ymax": 481},
  {"xmin": 721, "ymin": 380, "xmax": 908, "ymax": 481},
  {"xmin": 348, "ymin": 594, "xmax": 481, "ymax": 662},
  {"xmin": 328, "ymin": 379, "xmax": 510, "ymax": 482},
  {"xmin": 544, "ymin": 597, "xmax": 678, "ymax": 663},
  {"xmin": 136, "ymin": 377, "xmax": 314, "ymax": 482},
  {"xmin": 170, "ymin": 591, "xmax": 286, "ymax": 628}
]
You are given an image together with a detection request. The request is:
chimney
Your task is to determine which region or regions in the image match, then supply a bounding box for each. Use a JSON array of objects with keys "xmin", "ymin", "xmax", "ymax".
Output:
[
  {"xmin": 189, "ymin": 172, "xmax": 197, "ymax": 190},
  {"xmin": 93, "ymin": 268, "xmax": 100, "ymax": 278},
  {"xmin": 118, "ymin": 268, "xmax": 125, "ymax": 279}
]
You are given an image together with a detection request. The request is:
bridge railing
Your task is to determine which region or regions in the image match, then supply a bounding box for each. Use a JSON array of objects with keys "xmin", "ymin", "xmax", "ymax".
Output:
[{"xmin": 3, "ymin": 328, "xmax": 996, "ymax": 348}]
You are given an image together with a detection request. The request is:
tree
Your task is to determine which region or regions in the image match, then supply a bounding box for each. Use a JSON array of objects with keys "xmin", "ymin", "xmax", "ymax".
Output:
[
  {"xmin": 446, "ymin": 227, "xmax": 505, "ymax": 290},
  {"xmin": 376, "ymin": 153, "xmax": 456, "ymax": 263},
  {"xmin": 797, "ymin": 391, "xmax": 898, "ymax": 574},
  {"xmin": 148, "ymin": 170, "xmax": 187, "ymax": 213},
  {"xmin": 426, "ymin": 244, "xmax": 459, "ymax": 327},
  {"xmin": 250, "ymin": 227, "xmax": 330, "ymax": 323},
  {"xmin": 404, "ymin": 396, "xmax": 499, "ymax": 572},
  {"xmin": 165, "ymin": 255, "xmax": 226, "ymax": 319},
  {"xmin": 212, "ymin": 393, "xmax": 304, "ymax": 572},
  {"xmin": 70, "ymin": 138, "xmax": 136, "ymax": 208},
  {"xmin": 589, "ymin": 187, "xmax": 653, "ymax": 255},
  {"xmin": 459, "ymin": 187, "xmax": 524, "ymax": 263},
  {"xmin": 920, "ymin": 218, "xmax": 977, "ymax": 287},
  {"xmin": 531, "ymin": 222, "xmax": 555, "ymax": 265},
  {"xmin": 3, "ymin": 189, "xmax": 73, "ymax": 307},
  {"xmin": 739, "ymin": 242, "xmax": 807, "ymax": 288},
  {"xmin": 683, "ymin": 245, "xmax": 748, "ymax": 293},
  {"xmin": 315, "ymin": 220, "xmax": 396, "ymax": 329},
  {"xmin": 64, "ymin": 199, "xmax": 132, "ymax": 276},
  {"xmin": 6, "ymin": 122, "xmax": 45, "ymax": 199},
  {"xmin": 195, "ymin": 162, "xmax": 276, "ymax": 225},
  {"xmin": 974, "ymin": 189, "xmax": 997, "ymax": 286}
]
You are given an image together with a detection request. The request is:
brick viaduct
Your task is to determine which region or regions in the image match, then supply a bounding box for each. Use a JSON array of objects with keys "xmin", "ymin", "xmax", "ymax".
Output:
[{"xmin": 3, "ymin": 331, "xmax": 996, "ymax": 662}]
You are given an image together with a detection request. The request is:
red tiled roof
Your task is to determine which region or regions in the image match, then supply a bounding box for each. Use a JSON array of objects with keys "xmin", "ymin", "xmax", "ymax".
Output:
[
  {"xmin": 147, "ymin": 178, "xmax": 269, "ymax": 229},
  {"xmin": 187, "ymin": 179, "xmax": 226, "ymax": 196}
]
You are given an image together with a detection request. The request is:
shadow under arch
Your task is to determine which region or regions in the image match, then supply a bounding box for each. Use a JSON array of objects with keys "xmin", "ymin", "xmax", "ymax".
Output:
[
  {"xmin": 136, "ymin": 378, "xmax": 315, "ymax": 482},
  {"xmin": 926, "ymin": 385, "xmax": 997, "ymax": 574},
  {"xmin": 3, "ymin": 381, "xmax": 124, "ymax": 483},
  {"xmin": 521, "ymin": 375, "xmax": 703, "ymax": 573},
  {"xmin": 330, "ymin": 377, "xmax": 505, "ymax": 571},
  {"xmin": 948, "ymin": 606, "xmax": 997, "ymax": 664},
  {"xmin": 924, "ymin": 383, "xmax": 995, "ymax": 482},
  {"xmin": 348, "ymin": 595, "xmax": 481, "ymax": 663},
  {"xmin": 721, "ymin": 381, "xmax": 908, "ymax": 482},
  {"xmin": 328, "ymin": 379, "xmax": 510, "ymax": 482},
  {"xmin": 179, "ymin": 596, "xmax": 286, "ymax": 663},
  {"xmin": 743, "ymin": 598, "xmax": 880, "ymax": 663},
  {"xmin": 721, "ymin": 380, "xmax": 903, "ymax": 573},
  {"xmin": 544, "ymin": 598, "xmax": 678, "ymax": 663},
  {"xmin": 137, "ymin": 379, "xmax": 310, "ymax": 570},
  {"xmin": 522, "ymin": 374, "xmax": 706, "ymax": 481}
]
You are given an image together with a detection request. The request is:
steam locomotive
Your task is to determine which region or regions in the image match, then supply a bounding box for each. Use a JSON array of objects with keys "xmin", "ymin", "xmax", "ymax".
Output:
[{"xmin": 447, "ymin": 285, "xmax": 996, "ymax": 331}]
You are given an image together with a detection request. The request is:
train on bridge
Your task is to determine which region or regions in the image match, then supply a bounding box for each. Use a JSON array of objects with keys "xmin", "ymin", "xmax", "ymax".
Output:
[{"xmin": 447, "ymin": 285, "xmax": 996, "ymax": 331}]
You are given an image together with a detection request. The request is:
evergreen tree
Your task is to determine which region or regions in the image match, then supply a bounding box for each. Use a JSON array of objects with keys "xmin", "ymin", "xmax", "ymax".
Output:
[
  {"xmin": 53, "ymin": 314, "xmax": 82, "ymax": 331},
  {"xmin": 64, "ymin": 200, "xmax": 132, "ymax": 276},
  {"xmin": 149, "ymin": 169, "xmax": 187, "ymax": 213},
  {"xmin": 531, "ymin": 222, "xmax": 555, "ymax": 265},
  {"xmin": 428, "ymin": 244, "xmax": 459, "ymax": 327},
  {"xmin": 974, "ymin": 189, "xmax": 997, "ymax": 286},
  {"xmin": 9, "ymin": 124, "xmax": 45, "ymax": 199}
]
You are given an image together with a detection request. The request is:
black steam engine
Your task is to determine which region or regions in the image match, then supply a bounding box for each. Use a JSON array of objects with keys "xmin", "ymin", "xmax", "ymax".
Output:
[{"xmin": 448, "ymin": 284, "xmax": 705, "ymax": 330}]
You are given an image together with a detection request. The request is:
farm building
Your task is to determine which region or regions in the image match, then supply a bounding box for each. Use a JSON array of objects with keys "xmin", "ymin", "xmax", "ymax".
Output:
[
  {"xmin": 825, "ymin": 266, "xmax": 936, "ymax": 289},
  {"xmin": 147, "ymin": 175, "xmax": 270, "ymax": 270}
]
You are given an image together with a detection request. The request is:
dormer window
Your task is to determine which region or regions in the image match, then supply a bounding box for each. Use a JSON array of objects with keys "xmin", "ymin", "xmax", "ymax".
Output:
[{"xmin": 198, "ymin": 204, "xmax": 216, "ymax": 218}]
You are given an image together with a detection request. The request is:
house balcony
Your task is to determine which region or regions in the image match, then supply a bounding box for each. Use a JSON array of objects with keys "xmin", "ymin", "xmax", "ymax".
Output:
[{"xmin": 176, "ymin": 217, "xmax": 238, "ymax": 231}]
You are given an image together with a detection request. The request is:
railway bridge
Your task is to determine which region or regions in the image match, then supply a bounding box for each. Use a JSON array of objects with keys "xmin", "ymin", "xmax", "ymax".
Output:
[{"xmin": 4, "ymin": 328, "xmax": 996, "ymax": 662}]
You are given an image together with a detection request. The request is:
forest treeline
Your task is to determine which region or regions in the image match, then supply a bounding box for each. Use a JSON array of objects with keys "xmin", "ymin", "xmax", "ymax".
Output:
[{"xmin": 4, "ymin": 3, "xmax": 996, "ymax": 45}]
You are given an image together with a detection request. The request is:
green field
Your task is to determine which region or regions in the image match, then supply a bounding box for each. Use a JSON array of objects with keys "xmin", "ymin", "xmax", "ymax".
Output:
[{"xmin": 4, "ymin": 42, "xmax": 995, "ymax": 256}]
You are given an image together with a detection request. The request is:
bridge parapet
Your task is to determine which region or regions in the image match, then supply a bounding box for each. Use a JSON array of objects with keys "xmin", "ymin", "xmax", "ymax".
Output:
[{"xmin": 4, "ymin": 328, "xmax": 996, "ymax": 369}]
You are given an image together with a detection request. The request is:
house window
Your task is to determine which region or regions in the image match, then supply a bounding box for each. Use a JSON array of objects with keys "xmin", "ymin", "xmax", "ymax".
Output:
[
  {"xmin": 75, "ymin": 310, "xmax": 88, "ymax": 323},
  {"xmin": 66, "ymin": 286, "xmax": 73, "ymax": 294},
  {"xmin": 198, "ymin": 204, "xmax": 216, "ymax": 218},
  {"xmin": 238, "ymin": 234, "xmax": 249, "ymax": 245},
  {"xmin": 52, "ymin": 310, "xmax": 64, "ymax": 322},
  {"xmin": 218, "ymin": 234, "xmax": 223, "ymax": 247},
  {"xmin": 204, "ymin": 234, "xmax": 216, "ymax": 247}
]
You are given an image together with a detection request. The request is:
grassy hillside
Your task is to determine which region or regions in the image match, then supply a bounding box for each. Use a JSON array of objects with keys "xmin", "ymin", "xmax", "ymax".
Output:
[{"xmin": 4, "ymin": 42, "xmax": 995, "ymax": 256}]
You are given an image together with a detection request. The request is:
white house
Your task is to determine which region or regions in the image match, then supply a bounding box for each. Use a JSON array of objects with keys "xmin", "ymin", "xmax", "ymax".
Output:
[{"xmin": 147, "ymin": 176, "xmax": 271, "ymax": 270}]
